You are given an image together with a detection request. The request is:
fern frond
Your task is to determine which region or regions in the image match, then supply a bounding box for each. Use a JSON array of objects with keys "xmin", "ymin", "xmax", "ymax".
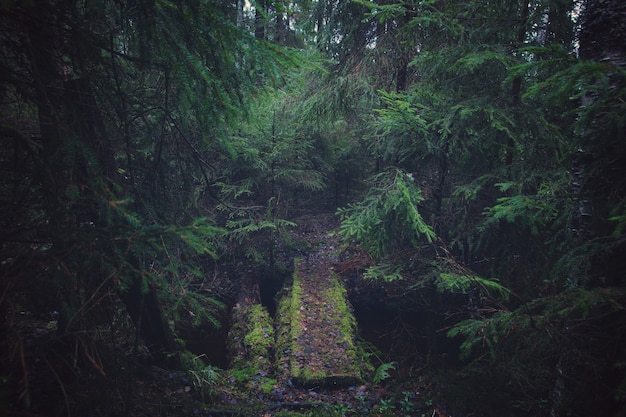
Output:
[{"xmin": 373, "ymin": 361, "xmax": 396, "ymax": 384}]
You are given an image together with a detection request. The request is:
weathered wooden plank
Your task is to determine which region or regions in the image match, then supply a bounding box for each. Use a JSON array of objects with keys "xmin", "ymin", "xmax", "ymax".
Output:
[{"xmin": 276, "ymin": 258, "xmax": 369, "ymax": 387}]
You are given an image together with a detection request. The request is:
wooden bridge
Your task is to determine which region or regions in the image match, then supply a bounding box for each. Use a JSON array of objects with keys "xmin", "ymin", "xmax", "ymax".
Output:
[
  {"xmin": 228, "ymin": 239, "xmax": 369, "ymax": 392},
  {"xmin": 275, "ymin": 256, "xmax": 366, "ymax": 387}
]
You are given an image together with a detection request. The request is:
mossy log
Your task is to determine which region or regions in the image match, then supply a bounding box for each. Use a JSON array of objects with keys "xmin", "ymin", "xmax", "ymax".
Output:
[
  {"xmin": 227, "ymin": 302, "xmax": 276, "ymax": 393},
  {"xmin": 275, "ymin": 259, "xmax": 370, "ymax": 387}
]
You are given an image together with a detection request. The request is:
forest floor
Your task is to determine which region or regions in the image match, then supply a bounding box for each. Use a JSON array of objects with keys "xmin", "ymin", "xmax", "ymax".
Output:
[
  {"xmin": 197, "ymin": 213, "xmax": 452, "ymax": 416},
  {"xmin": 4, "ymin": 214, "xmax": 454, "ymax": 417},
  {"xmin": 103, "ymin": 214, "xmax": 451, "ymax": 417}
]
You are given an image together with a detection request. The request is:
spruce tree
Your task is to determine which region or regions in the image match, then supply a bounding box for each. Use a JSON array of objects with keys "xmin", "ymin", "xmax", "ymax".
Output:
[{"xmin": 0, "ymin": 0, "xmax": 297, "ymax": 413}]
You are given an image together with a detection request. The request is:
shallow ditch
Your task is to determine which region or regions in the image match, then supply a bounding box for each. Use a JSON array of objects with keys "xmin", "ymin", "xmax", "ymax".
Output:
[
  {"xmin": 258, "ymin": 270, "xmax": 289, "ymax": 317},
  {"xmin": 351, "ymin": 297, "xmax": 463, "ymax": 374},
  {"xmin": 178, "ymin": 318, "xmax": 231, "ymax": 368},
  {"xmin": 180, "ymin": 267, "xmax": 460, "ymax": 375},
  {"xmin": 182, "ymin": 269, "xmax": 290, "ymax": 368}
]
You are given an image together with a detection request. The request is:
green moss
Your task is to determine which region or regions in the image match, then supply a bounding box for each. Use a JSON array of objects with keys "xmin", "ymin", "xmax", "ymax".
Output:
[
  {"xmin": 294, "ymin": 364, "xmax": 328, "ymax": 382},
  {"xmin": 230, "ymin": 366, "xmax": 258, "ymax": 382},
  {"xmin": 227, "ymin": 301, "xmax": 277, "ymax": 399},
  {"xmin": 275, "ymin": 262, "xmax": 304, "ymax": 360},
  {"xmin": 277, "ymin": 261, "xmax": 372, "ymax": 387},
  {"xmin": 258, "ymin": 377, "xmax": 277, "ymax": 394},
  {"xmin": 286, "ymin": 265, "xmax": 310, "ymax": 381},
  {"xmin": 243, "ymin": 304, "xmax": 274, "ymax": 358},
  {"xmin": 275, "ymin": 294, "xmax": 293, "ymax": 358},
  {"xmin": 229, "ymin": 303, "xmax": 274, "ymax": 363},
  {"xmin": 324, "ymin": 277, "xmax": 359, "ymax": 365},
  {"xmin": 289, "ymin": 270, "xmax": 304, "ymax": 342}
]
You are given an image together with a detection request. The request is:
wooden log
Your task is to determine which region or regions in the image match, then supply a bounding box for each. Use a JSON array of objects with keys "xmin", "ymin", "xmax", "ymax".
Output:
[{"xmin": 275, "ymin": 259, "xmax": 370, "ymax": 387}]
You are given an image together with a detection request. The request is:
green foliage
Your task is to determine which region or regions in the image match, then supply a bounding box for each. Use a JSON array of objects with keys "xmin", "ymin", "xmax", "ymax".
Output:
[
  {"xmin": 372, "ymin": 391, "xmax": 432, "ymax": 417},
  {"xmin": 436, "ymin": 273, "xmax": 509, "ymax": 301},
  {"xmin": 222, "ymin": 83, "xmax": 329, "ymax": 201},
  {"xmin": 519, "ymin": 50, "xmax": 626, "ymax": 130},
  {"xmin": 0, "ymin": 6, "xmax": 303, "ymax": 413},
  {"xmin": 610, "ymin": 202, "xmax": 626, "ymax": 237},
  {"xmin": 226, "ymin": 213, "xmax": 297, "ymax": 245},
  {"xmin": 2, "ymin": 0, "xmax": 625, "ymax": 415},
  {"xmin": 130, "ymin": 0, "xmax": 302, "ymax": 143},
  {"xmin": 168, "ymin": 277, "xmax": 226, "ymax": 329},
  {"xmin": 96, "ymin": 188, "xmax": 228, "ymax": 329},
  {"xmin": 483, "ymin": 186, "xmax": 560, "ymax": 237},
  {"xmin": 353, "ymin": 0, "xmax": 407, "ymax": 24},
  {"xmin": 337, "ymin": 168, "xmax": 435, "ymax": 260},
  {"xmin": 362, "ymin": 263, "xmax": 404, "ymax": 282},
  {"xmin": 289, "ymin": 61, "xmax": 377, "ymax": 183},
  {"xmin": 348, "ymin": 2, "xmax": 626, "ymax": 415},
  {"xmin": 181, "ymin": 352, "xmax": 222, "ymax": 400},
  {"xmin": 170, "ymin": 217, "xmax": 226, "ymax": 258},
  {"xmin": 230, "ymin": 366, "xmax": 258, "ymax": 383},
  {"xmin": 448, "ymin": 286, "xmax": 626, "ymax": 360},
  {"xmin": 372, "ymin": 361, "xmax": 396, "ymax": 385},
  {"xmin": 447, "ymin": 312, "xmax": 512, "ymax": 360},
  {"xmin": 222, "ymin": 196, "xmax": 297, "ymax": 265},
  {"xmin": 370, "ymin": 47, "xmax": 529, "ymax": 184}
]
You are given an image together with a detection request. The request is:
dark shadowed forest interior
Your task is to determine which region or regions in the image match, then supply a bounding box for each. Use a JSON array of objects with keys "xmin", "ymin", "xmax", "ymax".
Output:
[{"xmin": 1, "ymin": 0, "xmax": 625, "ymax": 416}]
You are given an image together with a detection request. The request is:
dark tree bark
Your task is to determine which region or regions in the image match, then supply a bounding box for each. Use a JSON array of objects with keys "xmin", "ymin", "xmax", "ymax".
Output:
[
  {"xmin": 21, "ymin": 0, "xmax": 180, "ymax": 365},
  {"xmin": 64, "ymin": 76, "xmax": 180, "ymax": 364},
  {"xmin": 395, "ymin": 54, "xmax": 409, "ymax": 93},
  {"xmin": 574, "ymin": 0, "xmax": 626, "ymax": 240},
  {"xmin": 395, "ymin": 6, "xmax": 412, "ymax": 93},
  {"xmin": 551, "ymin": 2, "xmax": 626, "ymax": 415},
  {"xmin": 507, "ymin": 0, "xmax": 530, "ymax": 168},
  {"xmin": 119, "ymin": 278, "xmax": 180, "ymax": 366},
  {"xmin": 25, "ymin": 2, "xmax": 68, "ymax": 227},
  {"xmin": 579, "ymin": 0, "xmax": 626, "ymax": 66},
  {"xmin": 255, "ymin": 0, "xmax": 267, "ymax": 40},
  {"xmin": 64, "ymin": 77, "xmax": 117, "ymax": 181}
]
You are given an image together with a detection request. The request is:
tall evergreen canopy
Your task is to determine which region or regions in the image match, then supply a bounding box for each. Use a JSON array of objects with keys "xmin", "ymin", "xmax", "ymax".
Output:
[{"xmin": 1, "ymin": 0, "xmax": 624, "ymax": 416}]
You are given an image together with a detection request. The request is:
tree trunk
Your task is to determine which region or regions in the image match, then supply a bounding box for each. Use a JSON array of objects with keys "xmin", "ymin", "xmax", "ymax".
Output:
[
  {"xmin": 26, "ymin": 1, "xmax": 81, "ymax": 338},
  {"xmin": 395, "ymin": 9, "xmax": 412, "ymax": 93},
  {"xmin": 574, "ymin": 0, "xmax": 626, "ymax": 240},
  {"xmin": 120, "ymin": 278, "xmax": 180, "ymax": 366},
  {"xmin": 255, "ymin": 0, "xmax": 267, "ymax": 40},
  {"xmin": 26, "ymin": 1, "xmax": 68, "ymax": 229},
  {"xmin": 26, "ymin": 1, "xmax": 180, "ymax": 366},
  {"xmin": 507, "ymin": 0, "xmax": 530, "ymax": 167},
  {"xmin": 64, "ymin": 77, "xmax": 117, "ymax": 182},
  {"xmin": 435, "ymin": 137, "xmax": 449, "ymax": 217},
  {"xmin": 275, "ymin": 0, "xmax": 286, "ymax": 45},
  {"xmin": 552, "ymin": 1, "xmax": 626, "ymax": 415}
]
